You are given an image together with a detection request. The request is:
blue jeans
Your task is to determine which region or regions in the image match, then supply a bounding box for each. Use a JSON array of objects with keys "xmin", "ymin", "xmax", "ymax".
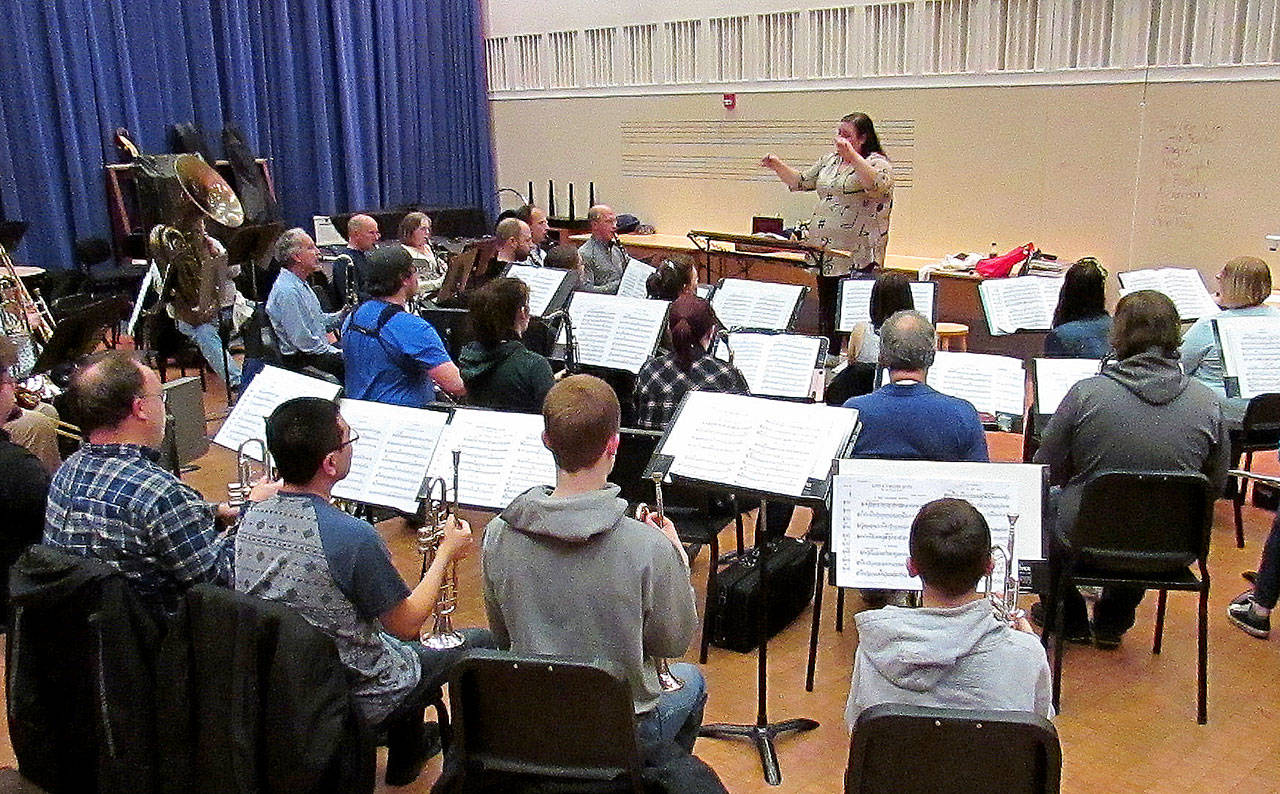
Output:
[
  {"xmin": 635, "ymin": 662, "xmax": 707, "ymax": 758},
  {"xmin": 175, "ymin": 314, "xmax": 241, "ymax": 387}
]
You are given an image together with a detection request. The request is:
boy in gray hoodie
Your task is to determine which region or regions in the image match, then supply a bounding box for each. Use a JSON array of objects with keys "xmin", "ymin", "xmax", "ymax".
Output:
[
  {"xmin": 845, "ymin": 498, "xmax": 1053, "ymax": 728},
  {"xmin": 481, "ymin": 374, "xmax": 706, "ymax": 757}
]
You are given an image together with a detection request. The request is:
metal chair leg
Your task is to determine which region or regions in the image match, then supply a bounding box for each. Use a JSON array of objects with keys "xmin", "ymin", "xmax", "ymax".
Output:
[
  {"xmin": 806, "ymin": 545, "xmax": 826, "ymax": 692},
  {"xmin": 700, "ymin": 533, "xmax": 719, "ymax": 664},
  {"xmin": 1153, "ymin": 590, "xmax": 1167, "ymax": 655},
  {"xmin": 1052, "ymin": 573, "xmax": 1069, "ymax": 713},
  {"xmin": 1197, "ymin": 584, "xmax": 1209, "ymax": 724}
]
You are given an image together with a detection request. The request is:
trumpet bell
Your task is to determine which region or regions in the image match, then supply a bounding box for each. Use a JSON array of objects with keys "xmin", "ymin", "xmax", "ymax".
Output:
[{"xmin": 175, "ymin": 154, "xmax": 244, "ymax": 228}]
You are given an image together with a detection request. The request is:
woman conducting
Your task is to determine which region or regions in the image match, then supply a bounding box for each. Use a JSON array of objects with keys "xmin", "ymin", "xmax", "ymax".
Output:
[{"xmin": 761, "ymin": 112, "xmax": 894, "ymax": 350}]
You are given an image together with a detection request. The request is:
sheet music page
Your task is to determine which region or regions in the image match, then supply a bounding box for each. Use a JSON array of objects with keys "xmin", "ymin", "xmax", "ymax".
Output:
[
  {"xmin": 978, "ymin": 276, "xmax": 1062, "ymax": 335},
  {"xmin": 1033, "ymin": 358, "xmax": 1101, "ymax": 414},
  {"xmin": 927, "ymin": 351, "xmax": 1026, "ymax": 416},
  {"xmin": 331, "ymin": 400, "xmax": 449, "ymax": 512},
  {"xmin": 313, "ymin": 215, "xmax": 346, "ymax": 247},
  {"xmin": 832, "ymin": 459, "xmax": 1044, "ymax": 590},
  {"xmin": 659, "ymin": 392, "xmax": 858, "ymax": 497},
  {"xmin": 566, "ymin": 293, "xmax": 669, "ymax": 373},
  {"xmin": 505, "ymin": 264, "xmax": 569, "ymax": 317},
  {"xmin": 711, "ymin": 278, "xmax": 804, "ymax": 331},
  {"xmin": 838, "ymin": 281, "xmax": 936, "ymax": 331},
  {"xmin": 127, "ymin": 263, "xmax": 162, "ymax": 339},
  {"xmin": 213, "ymin": 366, "xmax": 342, "ymax": 459},
  {"xmin": 423, "ymin": 409, "xmax": 556, "ymax": 510},
  {"xmin": 1119, "ymin": 268, "xmax": 1217, "ymax": 319},
  {"xmin": 616, "ymin": 258, "xmax": 656, "ymax": 299},
  {"xmin": 696, "ymin": 284, "xmax": 714, "ymax": 300},
  {"xmin": 1215, "ymin": 316, "xmax": 1280, "ymax": 398},
  {"xmin": 725, "ymin": 332, "xmax": 824, "ymax": 399}
]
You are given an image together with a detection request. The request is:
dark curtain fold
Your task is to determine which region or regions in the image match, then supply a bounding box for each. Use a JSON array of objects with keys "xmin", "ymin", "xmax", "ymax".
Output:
[{"xmin": 0, "ymin": 0, "xmax": 495, "ymax": 270}]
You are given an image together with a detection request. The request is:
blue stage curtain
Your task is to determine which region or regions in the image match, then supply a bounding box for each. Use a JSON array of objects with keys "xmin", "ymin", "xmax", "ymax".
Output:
[{"xmin": 0, "ymin": 0, "xmax": 495, "ymax": 270}]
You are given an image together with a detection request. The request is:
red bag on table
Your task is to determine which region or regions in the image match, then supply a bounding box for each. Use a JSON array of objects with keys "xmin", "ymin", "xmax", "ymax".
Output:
[{"xmin": 976, "ymin": 243, "xmax": 1037, "ymax": 278}]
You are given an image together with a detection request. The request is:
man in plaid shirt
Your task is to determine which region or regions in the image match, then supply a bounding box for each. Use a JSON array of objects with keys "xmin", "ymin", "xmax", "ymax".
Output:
[{"xmin": 44, "ymin": 352, "xmax": 274, "ymax": 618}]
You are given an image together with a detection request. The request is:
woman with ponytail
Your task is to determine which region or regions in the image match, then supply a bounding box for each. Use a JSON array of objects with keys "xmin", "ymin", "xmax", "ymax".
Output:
[{"xmin": 633, "ymin": 295, "xmax": 749, "ymax": 430}]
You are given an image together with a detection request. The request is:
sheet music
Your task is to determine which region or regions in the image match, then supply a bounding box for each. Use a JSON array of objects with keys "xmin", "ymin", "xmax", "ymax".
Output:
[
  {"xmin": 212, "ymin": 366, "xmax": 342, "ymax": 458},
  {"xmin": 330, "ymin": 400, "xmax": 449, "ymax": 512},
  {"xmin": 1033, "ymin": 358, "xmax": 1101, "ymax": 414},
  {"xmin": 832, "ymin": 459, "xmax": 1044, "ymax": 590},
  {"xmin": 567, "ymin": 292, "xmax": 670, "ymax": 373},
  {"xmin": 927, "ymin": 350, "xmax": 1026, "ymax": 416},
  {"xmin": 1117, "ymin": 268, "xmax": 1218, "ymax": 320},
  {"xmin": 696, "ymin": 284, "xmax": 713, "ymax": 300},
  {"xmin": 616, "ymin": 258, "xmax": 656, "ymax": 299},
  {"xmin": 711, "ymin": 278, "xmax": 804, "ymax": 331},
  {"xmin": 313, "ymin": 215, "xmax": 346, "ymax": 247},
  {"xmin": 1215, "ymin": 316, "xmax": 1280, "ymax": 398},
  {"xmin": 422, "ymin": 408, "xmax": 556, "ymax": 510},
  {"xmin": 718, "ymin": 332, "xmax": 824, "ymax": 399},
  {"xmin": 837, "ymin": 280, "xmax": 936, "ymax": 331},
  {"xmin": 978, "ymin": 276, "xmax": 1063, "ymax": 335},
  {"xmin": 506, "ymin": 264, "xmax": 571, "ymax": 317},
  {"xmin": 127, "ymin": 263, "xmax": 162, "ymax": 339},
  {"xmin": 658, "ymin": 391, "xmax": 858, "ymax": 497}
]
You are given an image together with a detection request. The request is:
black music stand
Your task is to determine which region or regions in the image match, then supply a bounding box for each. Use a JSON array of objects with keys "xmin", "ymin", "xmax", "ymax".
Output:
[
  {"xmin": 32, "ymin": 296, "xmax": 132, "ymax": 375},
  {"xmin": 223, "ymin": 222, "xmax": 284, "ymax": 301},
  {"xmin": 643, "ymin": 395, "xmax": 858, "ymax": 786},
  {"xmin": 687, "ymin": 229, "xmax": 845, "ymax": 283}
]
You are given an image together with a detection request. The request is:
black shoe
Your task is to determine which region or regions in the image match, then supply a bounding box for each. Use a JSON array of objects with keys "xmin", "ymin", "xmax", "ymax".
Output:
[
  {"xmin": 1092, "ymin": 625, "xmax": 1123, "ymax": 650},
  {"xmin": 1242, "ymin": 570, "xmax": 1258, "ymax": 586},
  {"xmin": 1029, "ymin": 602, "xmax": 1091, "ymax": 644},
  {"xmin": 1227, "ymin": 593, "xmax": 1271, "ymax": 640},
  {"xmin": 385, "ymin": 722, "xmax": 442, "ymax": 787}
]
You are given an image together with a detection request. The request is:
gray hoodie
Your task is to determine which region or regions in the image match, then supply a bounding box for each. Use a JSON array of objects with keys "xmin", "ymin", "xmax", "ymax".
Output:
[
  {"xmin": 481, "ymin": 484, "xmax": 698, "ymax": 714},
  {"xmin": 845, "ymin": 599, "xmax": 1053, "ymax": 728},
  {"xmin": 1034, "ymin": 349, "xmax": 1228, "ymax": 532}
]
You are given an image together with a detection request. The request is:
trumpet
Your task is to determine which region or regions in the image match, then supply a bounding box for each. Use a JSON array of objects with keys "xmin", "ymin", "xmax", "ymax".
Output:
[
  {"xmin": 418, "ymin": 449, "xmax": 465, "ymax": 650},
  {"xmin": 635, "ymin": 471, "xmax": 684, "ymax": 693},
  {"xmin": 986, "ymin": 513, "xmax": 1024, "ymax": 625},
  {"xmin": 227, "ymin": 438, "xmax": 274, "ymax": 512}
]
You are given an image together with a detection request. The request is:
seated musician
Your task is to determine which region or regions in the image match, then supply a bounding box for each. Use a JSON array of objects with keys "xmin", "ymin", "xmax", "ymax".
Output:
[
  {"xmin": 513, "ymin": 204, "xmax": 552, "ymax": 267},
  {"xmin": 342, "ymin": 246, "xmax": 465, "ymax": 406},
  {"xmin": 457, "ymin": 277, "xmax": 554, "ymax": 413},
  {"xmin": 236, "ymin": 397, "xmax": 492, "ymax": 786},
  {"xmin": 398, "ymin": 211, "xmax": 446, "ymax": 296},
  {"xmin": 0, "ymin": 337, "xmax": 49, "ymax": 627},
  {"xmin": 482, "ymin": 375, "xmax": 706, "ymax": 758},
  {"xmin": 478, "ymin": 218, "xmax": 532, "ymax": 288},
  {"xmin": 843, "ymin": 310, "xmax": 988, "ymax": 462},
  {"xmin": 333, "ymin": 213, "xmax": 380, "ymax": 304},
  {"xmin": 4, "ymin": 400, "xmax": 62, "ymax": 474},
  {"xmin": 845, "ymin": 498, "xmax": 1051, "ymax": 727},
  {"xmin": 1044, "ymin": 258, "xmax": 1111, "ymax": 359},
  {"xmin": 846, "ymin": 271, "xmax": 915, "ymax": 366},
  {"xmin": 577, "ymin": 204, "xmax": 626, "ymax": 293},
  {"xmin": 266, "ymin": 228, "xmax": 346, "ymax": 381},
  {"xmin": 633, "ymin": 295, "xmax": 748, "ymax": 430},
  {"xmin": 169, "ymin": 223, "xmax": 245, "ymax": 390},
  {"xmin": 645, "ymin": 258, "xmax": 699, "ymax": 302}
]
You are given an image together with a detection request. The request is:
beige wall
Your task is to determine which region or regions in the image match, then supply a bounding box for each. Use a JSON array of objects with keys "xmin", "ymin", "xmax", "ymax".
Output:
[{"xmin": 491, "ymin": 80, "xmax": 1280, "ymax": 282}]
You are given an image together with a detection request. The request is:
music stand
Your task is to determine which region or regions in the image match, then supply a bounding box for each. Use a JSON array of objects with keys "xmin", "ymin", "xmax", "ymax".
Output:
[
  {"xmin": 222, "ymin": 222, "xmax": 284, "ymax": 301},
  {"xmin": 687, "ymin": 229, "xmax": 849, "ymax": 283},
  {"xmin": 0, "ymin": 221, "xmax": 28, "ymax": 250},
  {"xmin": 643, "ymin": 392, "xmax": 859, "ymax": 786},
  {"xmin": 31, "ymin": 296, "xmax": 132, "ymax": 375}
]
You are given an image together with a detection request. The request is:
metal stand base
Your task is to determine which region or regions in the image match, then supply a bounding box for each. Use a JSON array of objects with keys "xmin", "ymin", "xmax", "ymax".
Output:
[{"xmin": 699, "ymin": 719, "xmax": 819, "ymax": 786}]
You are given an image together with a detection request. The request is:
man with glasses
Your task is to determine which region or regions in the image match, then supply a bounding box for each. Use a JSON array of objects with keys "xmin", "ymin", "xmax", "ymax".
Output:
[
  {"xmin": 44, "ymin": 351, "xmax": 276, "ymax": 619},
  {"xmin": 235, "ymin": 397, "xmax": 491, "ymax": 786},
  {"xmin": 0, "ymin": 336, "xmax": 49, "ymax": 628}
]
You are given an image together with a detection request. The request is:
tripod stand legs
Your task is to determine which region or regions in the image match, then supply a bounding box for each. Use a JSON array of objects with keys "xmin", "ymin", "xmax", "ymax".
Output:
[{"xmin": 698, "ymin": 718, "xmax": 819, "ymax": 786}]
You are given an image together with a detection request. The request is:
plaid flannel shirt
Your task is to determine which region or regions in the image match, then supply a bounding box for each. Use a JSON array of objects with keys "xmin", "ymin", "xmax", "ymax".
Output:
[
  {"xmin": 633, "ymin": 350, "xmax": 750, "ymax": 430},
  {"xmin": 44, "ymin": 443, "xmax": 231, "ymax": 617}
]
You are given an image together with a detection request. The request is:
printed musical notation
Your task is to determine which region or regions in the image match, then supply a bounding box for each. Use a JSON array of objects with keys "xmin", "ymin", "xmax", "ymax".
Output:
[
  {"xmin": 926, "ymin": 351, "xmax": 1026, "ymax": 416},
  {"xmin": 1214, "ymin": 316, "xmax": 1280, "ymax": 398},
  {"xmin": 332, "ymin": 400, "xmax": 449, "ymax": 513},
  {"xmin": 718, "ymin": 332, "xmax": 824, "ymax": 399},
  {"xmin": 1033, "ymin": 358, "xmax": 1102, "ymax": 415},
  {"xmin": 838, "ymin": 279, "xmax": 936, "ymax": 331},
  {"xmin": 1118, "ymin": 268, "xmax": 1218, "ymax": 321},
  {"xmin": 423, "ymin": 408, "xmax": 556, "ymax": 510},
  {"xmin": 213, "ymin": 366, "xmax": 342, "ymax": 458},
  {"xmin": 711, "ymin": 278, "xmax": 805, "ymax": 331},
  {"xmin": 567, "ymin": 292, "xmax": 670, "ymax": 373},
  {"xmin": 978, "ymin": 276, "xmax": 1063, "ymax": 335},
  {"xmin": 616, "ymin": 258, "xmax": 656, "ymax": 299},
  {"xmin": 505, "ymin": 264, "xmax": 573, "ymax": 317}
]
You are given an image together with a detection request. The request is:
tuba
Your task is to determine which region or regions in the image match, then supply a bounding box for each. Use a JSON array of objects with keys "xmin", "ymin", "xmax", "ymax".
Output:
[
  {"xmin": 417, "ymin": 450, "xmax": 466, "ymax": 650},
  {"xmin": 635, "ymin": 471, "xmax": 685, "ymax": 692},
  {"xmin": 144, "ymin": 153, "xmax": 244, "ymax": 342}
]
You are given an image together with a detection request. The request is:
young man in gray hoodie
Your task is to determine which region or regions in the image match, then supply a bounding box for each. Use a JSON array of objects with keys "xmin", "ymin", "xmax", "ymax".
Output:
[
  {"xmin": 481, "ymin": 374, "xmax": 706, "ymax": 757},
  {"xmin": 845, "ymin": 498, "xmax": 1052, "ymax": 728}
]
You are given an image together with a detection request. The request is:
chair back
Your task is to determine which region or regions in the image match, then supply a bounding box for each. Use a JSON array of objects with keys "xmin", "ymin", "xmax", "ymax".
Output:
[
  {"xmin": 419, "ymin": 306, "xmax": 473, "ymax": 360},
  {"xmin": 1069, "ymin": 470, "xmax": 1212, "ymax": 572},
  {"xmin": 825, "ymin": 362, "xmax": 877, "ymax": 406},
  {"xmin": 1241, "ymin": 393, "xmax": 1280, "ymax": 448},
  {"xmin": 448, "ymin": 650, "xmax": 644, "ymax": 789},
  {"xmin": 846, "ymin": 704, "xmax": 1061, "ymax": 794}
]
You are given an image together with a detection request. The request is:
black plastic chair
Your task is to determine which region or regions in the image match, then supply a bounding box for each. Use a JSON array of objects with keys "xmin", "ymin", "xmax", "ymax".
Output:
[
  {"xmin": 1230, "ymin": 393, "xmax": 1280, "ymax": 548},
  {"xmin": 1044, "ymin": 470, "xmax": 1213, "ymax": 723},
  {"xmin": 846, "ymin": 704, "xmax": 1061, "ymax": 794},
  {"xmin": 444, "ymin": 650, "xmax": 645, "ymax": 793},
  {"xmin": 615, "ymin": 428, "xmax": 745, "ymax": 663},
  {"xmin": 824, "ymin": 361, "xmax": 877, "ymax": 406}
]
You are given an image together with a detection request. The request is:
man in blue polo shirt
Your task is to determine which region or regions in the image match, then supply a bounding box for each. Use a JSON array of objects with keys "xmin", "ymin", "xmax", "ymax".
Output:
[
  {"xmin": 342, "ymin": 247, "xmax": 466, "ymax": 406},
  {"xmin": 843, "ymin": 310, "xmax": 988, "ymax": 462}
]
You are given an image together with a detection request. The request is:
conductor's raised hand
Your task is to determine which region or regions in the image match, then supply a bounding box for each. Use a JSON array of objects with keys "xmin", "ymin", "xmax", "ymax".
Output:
[
  {"xmin": 438, "ymin": 515, "xmax": 475, "ymax": 561},
  {"xmin": 760, "ymin": 153, "xmax": 783, "ymax": 170},
  {"xmin": 834, "ymin": 135, "xmax": 859, "ymax": 162}
]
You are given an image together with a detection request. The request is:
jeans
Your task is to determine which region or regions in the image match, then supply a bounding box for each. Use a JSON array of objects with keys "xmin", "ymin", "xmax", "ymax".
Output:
[
  {"xmin": 635, "ymin": 662, "xmax": 707, "ymax": 759},
  {"xmin": 1255, "ymin": 511, "xmax": 1280, "ymax": 610},
  {"xmin": 175, "ymin": 313, "xmax": 241, "ymax": 388}
]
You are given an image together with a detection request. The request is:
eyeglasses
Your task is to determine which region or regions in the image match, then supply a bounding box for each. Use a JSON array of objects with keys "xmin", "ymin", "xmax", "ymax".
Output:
[{"xmin": 334, "ymin": 429, "xmax": 360, "ymax": 452}]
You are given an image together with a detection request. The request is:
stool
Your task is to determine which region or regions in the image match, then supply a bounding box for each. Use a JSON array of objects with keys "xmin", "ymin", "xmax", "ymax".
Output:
[{"xmin": 936, "ymin": 322, "xmax": 969, "ymax": 351}]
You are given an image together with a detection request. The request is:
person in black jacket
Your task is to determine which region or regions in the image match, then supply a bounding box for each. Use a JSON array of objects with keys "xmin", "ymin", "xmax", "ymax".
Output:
[
  {"xmin": 0, "ymin": 336, "xmax": 49, "ymax": 628},
  {"xmin": 458, "ymin": 277, "xmax": 555, "ymax": 413}
]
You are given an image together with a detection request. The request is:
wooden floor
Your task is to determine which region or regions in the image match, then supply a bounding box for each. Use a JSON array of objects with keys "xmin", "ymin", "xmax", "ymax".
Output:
[{"xmin": 2, "ymin": 380, "xmax": 1278, "ymax": 793}]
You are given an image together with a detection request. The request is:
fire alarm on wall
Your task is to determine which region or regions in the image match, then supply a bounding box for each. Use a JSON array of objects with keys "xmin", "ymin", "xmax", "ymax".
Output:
[{"xmin": 722, "ymin": 93, "xmax": 736, "ymax": 110}]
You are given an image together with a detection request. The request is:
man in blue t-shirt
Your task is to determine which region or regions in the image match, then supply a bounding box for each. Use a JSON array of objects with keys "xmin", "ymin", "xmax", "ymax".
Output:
[
  {"xmin": 843, "ymin": 310, "xmax": 988, "ymax": 462},
  {"xmin": 236, "ymin": 397, "xmax": 491, "ymax": 786},
  {"xmin": 342, "ymin": 246, "xmax": 466, "ymax": 407}
]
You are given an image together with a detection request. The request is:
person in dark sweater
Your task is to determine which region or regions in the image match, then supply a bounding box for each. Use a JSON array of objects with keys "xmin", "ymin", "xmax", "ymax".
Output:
[
  {"xmin": 0, "ymin": 336, "xmax": 50, "ymax": 627},
  {"xmin": 458, "ymin": 277, "xmax": 555, "ymax": 413},
  {"xmin": 1044, "ymin": 258, "xmax": 1111, "ymax": 359},
  {"xmin": 842, "ymin": 310, "xmax": 988, "ymax": 462}
]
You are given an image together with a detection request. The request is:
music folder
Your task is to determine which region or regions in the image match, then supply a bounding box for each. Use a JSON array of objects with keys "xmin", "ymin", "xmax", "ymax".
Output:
[
  {"xmin": 616, "ymin": 258, "xmax": 656, "ymax": 299},
  {"xmin": 977, "ymin": 275, "xmax": 1063, "ymax": 335},
  {"xmin": 1212, "ymin": 315, "xmax": 1280, "ymax": 398},
  {"xmin": 714, "ymin": 330, "xmax": 827, "ymax": 400},
  {"xmin": 711, "ymin": 278, "xmax": 807, "ymax": 332},
  {"xmin": 1117, "ymin": 267, "xmax": 1218, "ymax": 321}
]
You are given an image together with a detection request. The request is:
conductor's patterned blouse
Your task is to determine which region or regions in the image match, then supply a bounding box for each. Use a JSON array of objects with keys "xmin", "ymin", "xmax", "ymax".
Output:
[{"xmin": 797, "ymin": 151, "xmax": 894, "ymax": 276}]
